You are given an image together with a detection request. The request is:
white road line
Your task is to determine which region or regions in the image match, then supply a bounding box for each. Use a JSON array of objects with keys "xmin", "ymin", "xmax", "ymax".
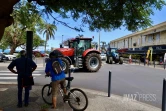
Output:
[
  {"xmin": 0, "ymin": 71, "xmax": 43, "ymax": 73},
  {"xmin": 0, "ymin": 88, "xmax": 8, "ymax": 91},
  {"xmin": 0, "ymin": 82, "xmax": 17, "ymax": 84},
  {"xmin": 0, "ymin": 74, "xmax": 41, "ymax": 76},
  {"xmin": 0, "ymin": 77, "xmax": 36, "ymax": 79},
  {"xmin": 0, "ymin": 77, "xmax": 17, "ymax": 79}
]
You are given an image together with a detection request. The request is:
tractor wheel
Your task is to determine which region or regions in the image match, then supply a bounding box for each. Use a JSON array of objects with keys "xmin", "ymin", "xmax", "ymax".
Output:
[
  {"xmin": 85, "ymin": 53, "xmax": 101, "ymax": 72},
  {"xmin": 108, "ymin": 57, "xmax": 113, "ymax": 64},
  {"xmin": 119, "ymin": 57, "xmax": 123, "ymax": 64},
  {"xmin": 60, "ymin": 57, "xmax": 70, "ymax": 74}
]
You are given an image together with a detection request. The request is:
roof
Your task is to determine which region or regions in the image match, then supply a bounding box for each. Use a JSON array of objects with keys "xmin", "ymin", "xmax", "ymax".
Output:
[
  {"xmin": 70, "ymin": 38, "xmax": 92, "ymax": 41},
  {"xmin": 110, "ymin": 21, "xmax": 166, "ymax": 42}
]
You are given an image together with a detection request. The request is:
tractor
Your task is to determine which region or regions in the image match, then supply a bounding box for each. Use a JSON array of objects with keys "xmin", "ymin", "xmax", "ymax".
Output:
[
  {"xmin": 106, "ymin": 48, "xmax": 123, "ymax": 64},
  {"xmin": 54, "ymin": 37, "xmax": 102, "ymax": 73}
]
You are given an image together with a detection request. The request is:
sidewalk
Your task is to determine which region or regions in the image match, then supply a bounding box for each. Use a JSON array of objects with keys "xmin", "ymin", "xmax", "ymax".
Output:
[{"xmin": 0, "ymin": 85, "xmax": 161, "ymax": 111}]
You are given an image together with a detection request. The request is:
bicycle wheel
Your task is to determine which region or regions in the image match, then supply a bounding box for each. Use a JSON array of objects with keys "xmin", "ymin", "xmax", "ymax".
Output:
[
  {"xmin": 42, "ymin": 84, "xmax": 52, "ymax": 105},
  {"xmin": 68, "ymin": 88, "xmax": 88, "ymax": 111}
]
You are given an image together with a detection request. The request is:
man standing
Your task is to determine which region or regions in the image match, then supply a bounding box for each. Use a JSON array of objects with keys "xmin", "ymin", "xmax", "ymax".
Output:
[{"xmin": 8, "ymin": 50, "xmax": 37, "ymax": 108}]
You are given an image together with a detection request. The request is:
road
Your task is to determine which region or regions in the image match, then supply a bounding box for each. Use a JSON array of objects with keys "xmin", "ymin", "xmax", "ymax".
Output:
[{"xmin": 0, "ymin": 58, "xmax": 165, "ymax": 108}]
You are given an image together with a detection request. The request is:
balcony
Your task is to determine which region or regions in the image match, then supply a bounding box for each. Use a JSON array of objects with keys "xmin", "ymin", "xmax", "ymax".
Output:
[{"xmin": 140, "ymin": 40, "xmax": 166, "ymax": 47}]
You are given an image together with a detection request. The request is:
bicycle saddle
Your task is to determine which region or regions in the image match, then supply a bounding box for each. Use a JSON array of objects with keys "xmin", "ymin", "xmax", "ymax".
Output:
[{"xmin": 65, "ymin": 77, "xmax": 74, "ymax": 81}]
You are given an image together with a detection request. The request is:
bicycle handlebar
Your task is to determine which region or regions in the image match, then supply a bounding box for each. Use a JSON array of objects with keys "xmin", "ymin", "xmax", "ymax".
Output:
[{"xmin": 45, "ymin": 75, "xmax": 50, "ymax": 78}]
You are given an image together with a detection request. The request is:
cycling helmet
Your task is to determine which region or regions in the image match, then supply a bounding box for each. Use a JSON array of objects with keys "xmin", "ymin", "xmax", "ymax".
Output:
[{"xmin": 49, "ymin": 50, "xmax": 63, "ymax": 58}]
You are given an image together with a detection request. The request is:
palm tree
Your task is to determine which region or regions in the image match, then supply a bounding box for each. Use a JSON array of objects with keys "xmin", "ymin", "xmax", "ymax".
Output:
[{"xmin": 40, "ymin": 23, "xmax": 57, "ymax": 52}]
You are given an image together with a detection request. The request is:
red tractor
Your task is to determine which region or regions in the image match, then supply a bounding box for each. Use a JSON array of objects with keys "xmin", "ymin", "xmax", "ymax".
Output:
[{"xmin": 54, "ymin": 37, "xmax": 102, "ymax": 73}]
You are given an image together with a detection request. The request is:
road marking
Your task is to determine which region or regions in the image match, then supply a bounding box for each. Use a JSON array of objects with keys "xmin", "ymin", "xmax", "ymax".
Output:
[
  {"xmin": 0, "ymin": 74, "xmax": 41, "ymax": 76},
  {"xmin": 0, "ymin": 77, "xmax": 36, "ymax": 79},
  {"xmin": 0, "ymin": 88, "xmax": 8, "ymax": 91},
  {"xmin": 0, "ymin": 71, "xmax": 43, "ymax": 73},
  {"xmin": 0, "ymin": 77, "xmax": 17, "ymax": 79},
  {"xmin": 0, "ymin": 82, "xmax": 17, "ymax": 84}
]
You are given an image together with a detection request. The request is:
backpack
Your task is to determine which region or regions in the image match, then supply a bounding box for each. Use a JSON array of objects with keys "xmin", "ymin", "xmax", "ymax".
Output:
[{"xmin": 52, "ymin": 60, "xmax": 63, "ymax": 74}]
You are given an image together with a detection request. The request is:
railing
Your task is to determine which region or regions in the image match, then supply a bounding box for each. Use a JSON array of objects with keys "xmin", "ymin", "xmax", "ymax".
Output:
[{"xmin": 135, "ymin": 40, "xmax": 166, "ymax": 48}]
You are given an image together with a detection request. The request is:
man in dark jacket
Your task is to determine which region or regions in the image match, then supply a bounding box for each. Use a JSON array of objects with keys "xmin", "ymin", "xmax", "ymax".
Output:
[{"xmin": 8, "ymin": 50, "xmax": 37, "ymax": 108}]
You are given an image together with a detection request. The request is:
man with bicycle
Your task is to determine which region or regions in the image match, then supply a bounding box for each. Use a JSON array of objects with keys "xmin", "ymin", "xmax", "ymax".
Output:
[{"xmin": 45, "ymin": 50, "xmax": 68, "ymax": 109}]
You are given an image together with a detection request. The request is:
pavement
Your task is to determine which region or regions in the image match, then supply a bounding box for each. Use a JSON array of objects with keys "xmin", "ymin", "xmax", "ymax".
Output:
[{"xmin": 0, "ymin": 85, "xmax": 161, "ymax": 111}]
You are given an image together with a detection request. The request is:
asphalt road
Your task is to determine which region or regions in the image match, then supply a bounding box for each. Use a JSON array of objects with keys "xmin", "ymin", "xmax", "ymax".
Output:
[
  {"xmin": 70, "ymin": 63, "xmax": 166, "ymax": 108},
  {"xmin": 0, "ymin": 58, "xmax": 165, "ymax": 108}
]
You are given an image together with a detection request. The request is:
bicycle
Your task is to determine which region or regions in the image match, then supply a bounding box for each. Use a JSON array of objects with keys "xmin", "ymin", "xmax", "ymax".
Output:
[{"xmin": 42, "ymin": 70, "xmax": 88, "ymax": 111}]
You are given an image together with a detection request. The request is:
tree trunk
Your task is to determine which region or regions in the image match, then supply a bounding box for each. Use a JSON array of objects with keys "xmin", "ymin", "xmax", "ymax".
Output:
[
  {"xmin": 44, "ymin": 40, "xmax": 47, "ymax": 53},
  {"xmin": 0, "ymin": 0, "xmax": 20, "ymax": 41},
  {"xmin": 45, "ymin": 33, "xmax": 48, "ymax": 53},
  {"xmin": 2, "ymin": 48, "xmax": 5, "ymax": 52},
  {"xmin": 10, "ymin": 45, "xmax": 17, "ymax": 54}
]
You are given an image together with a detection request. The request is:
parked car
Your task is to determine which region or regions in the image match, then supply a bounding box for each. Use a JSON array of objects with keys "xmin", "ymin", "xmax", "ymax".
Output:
[
  {"xmin": 42, "ymin": 53, "xmax": 49, "ymax": 57},
  {"xmin": 1, "ymin": 52, "xmax": 16, "ymax": 61},
  {"xmin": 33, "ymin": 51, "xmax": 45, "ymax": 57},
  {"xmin": 100, "ymin": 53, "xmax": 106, "ymax": 60},
  {"xmin": 0, "ymin": 53, "xmax": 8, "ymax": 62}
]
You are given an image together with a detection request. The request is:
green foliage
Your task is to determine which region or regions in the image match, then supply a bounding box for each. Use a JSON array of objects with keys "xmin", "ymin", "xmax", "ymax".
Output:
[
  {"xmin": 40, "ymin": 104, "xmax": 49, "ymax": 110},
  {"xmin": 28, "ymin": 0, "xmax": 166, "ymax": 32},
  {"xmin": 0, "ymin": 37, "xmax": 9, "ymax": 51},
  {"xmin": 16, "ymin": 53, "xmax": 21, "ymax": 58},
  {"xmin": 2, "ymin": 1, "xmax": 45, "ymax": 54}
]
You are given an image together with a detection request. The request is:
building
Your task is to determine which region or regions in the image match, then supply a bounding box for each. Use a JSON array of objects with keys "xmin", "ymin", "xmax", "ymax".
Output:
[{"xmin": 110, "ymin": 21, "xmax": 166, "ymax": 50}]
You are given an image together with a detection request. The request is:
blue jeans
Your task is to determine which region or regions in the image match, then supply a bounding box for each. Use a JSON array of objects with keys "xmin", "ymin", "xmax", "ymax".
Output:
[{"xmin": 17, "ymin": 77, "xmax": 30, "ymax": 105}]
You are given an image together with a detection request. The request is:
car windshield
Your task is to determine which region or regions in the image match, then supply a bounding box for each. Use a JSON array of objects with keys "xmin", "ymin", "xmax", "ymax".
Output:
[{"xmin": 111, "ymin": 48, "xmax": 118, "ymax": 53}]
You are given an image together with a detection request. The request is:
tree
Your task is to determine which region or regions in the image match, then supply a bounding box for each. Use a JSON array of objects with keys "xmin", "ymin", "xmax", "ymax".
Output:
[
  {"xmin": 76, "ymin": 34, "xmax": 84, "ymax": 38},
  {"xmin": 20, "ymin": 34, "xmax": 45, "ymax": 50},
  {"xmin": 28, "ymin": 0, "xmax": 166, "ymax": 32},
  {"xmin": 100, "ymin": 41, "xmax": 107, "ymax": 53},
  {"xmin": 0, "ymin": 0, "xmax": 166, "ymax": 41},
  {"xmin": 91, "ymin": 42, "xmax": 98, "ymax": 49},
  {"xmin": 0, "ymin": 38, "xmax": 9, "ymax": 52},
  {"xmin": 39, "ymin": 22, "xmax": 57, "ymax": 52},
  {"xmin": 2, "ymin": 1, "xmax": 45, "ymax": 54},
  {"xmin": 3, "ymin": 26, "xmax": 44, "ymax": 54}
]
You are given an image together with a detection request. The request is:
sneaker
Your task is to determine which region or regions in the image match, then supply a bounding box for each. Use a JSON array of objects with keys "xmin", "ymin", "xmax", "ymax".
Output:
[
  {"xmin": 17, "ymin": 104, "xmax": 22, "ymax": 108},
  {"xmin": 24, "ymin": 103, "xmax": 29, "ymax": 107}
]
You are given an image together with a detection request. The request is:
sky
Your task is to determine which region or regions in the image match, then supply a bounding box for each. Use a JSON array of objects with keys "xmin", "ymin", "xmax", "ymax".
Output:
[{"xmin": 40, "ymin": 5, "xmax": 166, "ymax": 50}]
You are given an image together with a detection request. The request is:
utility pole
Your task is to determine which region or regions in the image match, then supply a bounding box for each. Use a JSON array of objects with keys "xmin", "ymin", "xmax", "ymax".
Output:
[
  {"xmin": 62, "ymin": 35, "xmax": 64, "ymax": 47},
  {"xmin": 98, "ymin": 31, "xmax": 100, "ymax": 51}
]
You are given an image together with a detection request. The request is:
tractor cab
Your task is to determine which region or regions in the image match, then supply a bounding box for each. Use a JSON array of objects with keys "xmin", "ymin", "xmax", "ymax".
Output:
[{"xmin": 69, "ymin": 38, "xmax": 92, "ymax": 56}]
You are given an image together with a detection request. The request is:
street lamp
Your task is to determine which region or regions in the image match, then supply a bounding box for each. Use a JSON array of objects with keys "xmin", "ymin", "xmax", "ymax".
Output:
[
  {"xmin": 62, "ymin": 35, "xmax": 64, "ymax": 47},
  {"xmin": 98, "ymin": 31, "xmax": 100, "ymax": 51}
]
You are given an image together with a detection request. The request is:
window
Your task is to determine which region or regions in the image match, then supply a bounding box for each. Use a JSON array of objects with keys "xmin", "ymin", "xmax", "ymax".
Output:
[
  {"xmin": 156, "ymin": 33, "xmax": 160, "ymax": 41},
  {"xmin": 137, "ymin": 38, "xmax": 140, "ymax": 45},
  {"xmin": 142, "ymin": 36, "xmax": 145, "ymax": 44},
  {"xmin": 148, "ymin": 35, "xmax": 153, "ymax": 42}
]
